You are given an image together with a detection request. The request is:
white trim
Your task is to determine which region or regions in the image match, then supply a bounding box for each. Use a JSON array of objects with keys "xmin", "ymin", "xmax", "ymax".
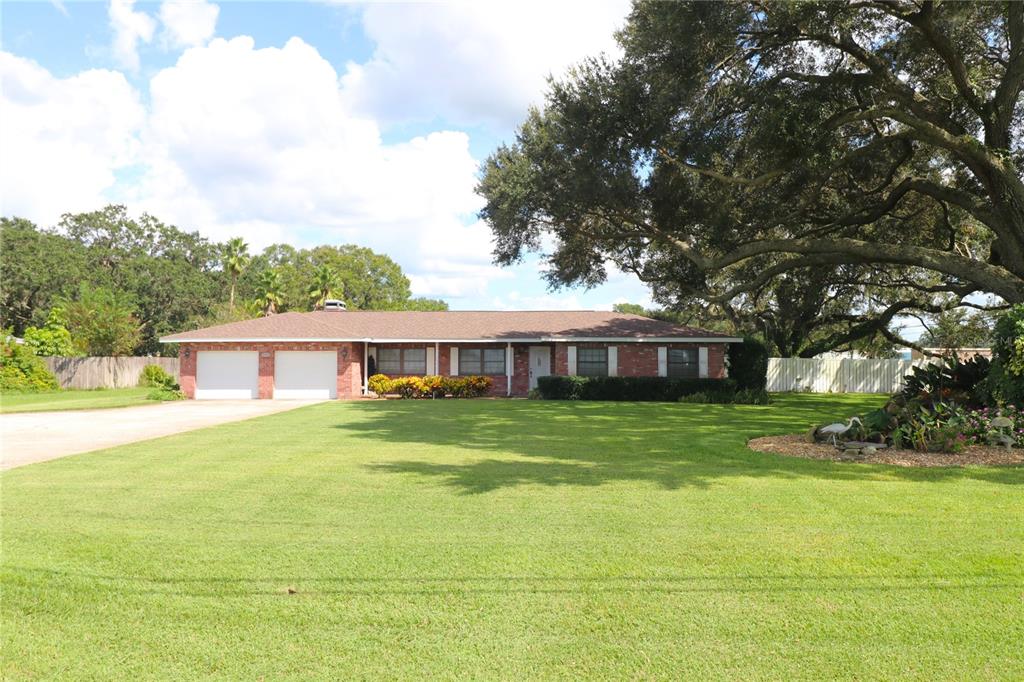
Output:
[
  {"xmin": 362, "ymin": 343, "xmax": 369, "ymax": 394},
  {"xmin": 160, "ymin": 336, "xmax": 742, "ymax": 344},
  {"xmin": 506, "ymin": 342, "xmax": 512, "ymax": 397},
  {"xmin": 426, "ymin": 345, "xmax": 435, "ymax": 375},
  {"xmin": 607, "ymin": 345, "xmax": 618, "ymax": 377},
  {"xmin": 567, "ymin": 346, "xmax": 577, "ymax": 376},
  {"xmin": 450, "ymin": 347, "xmax": 459, "ymax": 376},
  {"xmin": 657, "ymin": 347, "xmax": 668, "ymax": 377},
  {"xmin": 698, "ymin": 346, "xmax": 709, "ymax": 379}
]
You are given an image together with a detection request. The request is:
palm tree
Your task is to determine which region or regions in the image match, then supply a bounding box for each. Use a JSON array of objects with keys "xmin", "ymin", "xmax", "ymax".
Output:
[
  {"xmin": 255, "ymin": 268, "xmax": 284, "ymax": 316},
  {"xmin": 223, "ymin": 237, "xmax": 250, "ymax": 309},
  {"xmin": 307, "ymin": 264, "xmax": 341, "ymax": 310}
]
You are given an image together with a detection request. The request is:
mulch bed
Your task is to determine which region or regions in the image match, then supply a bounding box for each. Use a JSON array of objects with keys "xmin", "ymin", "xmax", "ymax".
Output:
[{"xmin": 748, "ymin": 434, "xmax": 1024, "ymax": 468}]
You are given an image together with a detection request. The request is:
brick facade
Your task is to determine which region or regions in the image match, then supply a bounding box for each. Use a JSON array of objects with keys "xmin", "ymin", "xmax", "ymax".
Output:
[{"xmin": 180, "ymin": 340, "xmax": 728, "ymax": 399}]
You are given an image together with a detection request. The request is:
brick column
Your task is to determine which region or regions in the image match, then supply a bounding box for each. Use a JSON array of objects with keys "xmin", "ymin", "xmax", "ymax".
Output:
[
  {"xmin": 179, "ymin": 344, "xmax": 196, "ymax": 398},
  {"xmin": 258, "ymin": 347, "xmax": 274, "ymax": 399}
]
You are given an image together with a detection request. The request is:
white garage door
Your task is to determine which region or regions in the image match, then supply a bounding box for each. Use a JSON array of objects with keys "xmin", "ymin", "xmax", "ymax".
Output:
[
  {"xmin": 274, "ymin": 351, "xmax": 337, "ymax": 399},
  {"xmin": 196, "ymin": 351, "xmax": 259, "ymax": 399}
]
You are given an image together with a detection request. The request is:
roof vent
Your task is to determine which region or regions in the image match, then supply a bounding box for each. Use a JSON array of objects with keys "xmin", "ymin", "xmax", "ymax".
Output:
[{"xmin": 323, "ymin": 299, "xmax": 347, "ymax": 311}]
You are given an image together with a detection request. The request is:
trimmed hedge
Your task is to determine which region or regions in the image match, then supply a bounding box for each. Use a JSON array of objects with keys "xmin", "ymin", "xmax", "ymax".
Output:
[
  {"xmin": 536, "ymin": 375, "xmax": 737, "ymax": 401},
  {"xmin": 727, "ymin": 336, "xmax": 769, "ymax": 391}
]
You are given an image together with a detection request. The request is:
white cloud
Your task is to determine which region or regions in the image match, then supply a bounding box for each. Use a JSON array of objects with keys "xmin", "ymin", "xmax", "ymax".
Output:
[
  {"xmin": 131, "ymin": 36, "xmax": 491, "ymax": 289},
  {"xmin": 340, "ymin": 0, "xmax": 630, "ymax": 128},
  {"xmin": 159, "ymin": 0, "xmax": 219, "ymax": 49},
  {"xmin": 0, "ymin": 52, "xmax": 144, "ymax": 224},
  {"xmin": 108, "ymin": 0, "xmax": 156, "ymax": 71}
]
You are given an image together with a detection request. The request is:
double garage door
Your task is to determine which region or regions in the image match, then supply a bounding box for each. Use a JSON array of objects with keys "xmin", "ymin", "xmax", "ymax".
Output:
[{"xmin": 195, "ymin": 351, "xmax": 337, "ymax": 400}]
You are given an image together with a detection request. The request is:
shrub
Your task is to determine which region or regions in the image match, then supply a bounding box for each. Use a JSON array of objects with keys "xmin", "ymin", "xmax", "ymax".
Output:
[
  {"xmin": 457, "ymin": 375, "xmax": 493, "ymax": 398},
  {"xmin": 368, "ymin": 374, "xmax": 493, "ymax": 398},
  {"xmin": 390, "ymin": 377, "xmax": 426, "ymax": 399},
  {"xmin": 536, "ymin": 375, "xmax": 737, "ymax": 401},
  {"xmin": 139, "ymin": 364, "xmax": 176, "ymax": 389},
  {"xmin": 988, "ymin": 304, "xmax": 1024, "ymax": 406},
  {"xmin": 734, "ymin": 388, "xmax": 771, "ymax": 405},
  {"xmin": 147, "ymin": 387, "xmax": 185, "ymax": 401},
  {"xmin": 900, "ymin": 354, "xmax": 991, "ymax": 407},
  {"xmin": 367, "ymin": 374, "xmax": 392, "ymax": 396},
  {"xmin": 23, "ymin": 308, "xmax": 78, "ymax": 357},
  {"xmin": 0, "ymin": 334, "xmax": 60, "ymax": 392},
  {"xmin": 728, "ymin": 337, "xmax": 769, "ymax": 391},
  {"xmin": 421, "ymin": 375, "xmax": 448, "ymax": 399}
]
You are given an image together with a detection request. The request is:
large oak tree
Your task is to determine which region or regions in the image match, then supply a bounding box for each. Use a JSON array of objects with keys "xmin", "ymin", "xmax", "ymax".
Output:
[{"xmin": 479, "ymin": 0, "xmax": 1024, "ymax": 351}]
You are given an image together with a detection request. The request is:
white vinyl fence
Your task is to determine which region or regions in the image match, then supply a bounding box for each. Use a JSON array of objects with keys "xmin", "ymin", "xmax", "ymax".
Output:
[
  {"xmin": 766, "ymin": 357, "xmax": 925, "ymax": 394},
  {"xmin": 43, "ymin": 356, "xmax": 180, "ymax": 390}
]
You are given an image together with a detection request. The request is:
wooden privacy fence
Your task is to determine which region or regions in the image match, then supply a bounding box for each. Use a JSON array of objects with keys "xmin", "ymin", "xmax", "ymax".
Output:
[
  {"xmin": 43, "ymin": 356, "xmax": 180, "ymax": 390},
  {"xmin": 766, "ymin": 357, "xmax": 926, "ymax": 394}
]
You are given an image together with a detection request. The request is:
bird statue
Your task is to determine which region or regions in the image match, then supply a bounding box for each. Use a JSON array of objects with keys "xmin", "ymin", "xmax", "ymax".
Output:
[{"xmin": 817, "ymin": 417, "xmax": 863, "ymax": 446}]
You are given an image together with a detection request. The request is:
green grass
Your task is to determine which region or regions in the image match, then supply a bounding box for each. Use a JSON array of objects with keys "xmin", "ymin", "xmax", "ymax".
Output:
[
  {"xmin": 2, "ymin": 394, "xmax": 1021, "ymax": 679},
  {"xmin": 0, "ymin": 387, "xmax": 153, "ymax": 413}
]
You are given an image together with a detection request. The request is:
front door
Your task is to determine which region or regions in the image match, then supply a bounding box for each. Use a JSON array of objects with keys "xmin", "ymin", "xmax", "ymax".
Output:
[{"xmin": 528, "ymin": 346, "xmax": 551, "ymax": 390}]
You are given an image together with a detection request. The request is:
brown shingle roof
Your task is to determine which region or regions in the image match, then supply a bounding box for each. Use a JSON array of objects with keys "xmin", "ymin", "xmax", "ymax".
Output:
[{"xmin": 160, "ymin": 310, "xmax": 740, "ymax": 342}]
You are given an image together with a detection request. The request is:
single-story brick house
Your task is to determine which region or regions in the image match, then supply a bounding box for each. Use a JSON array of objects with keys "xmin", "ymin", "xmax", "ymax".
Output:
[{"xmin": 160, "ymin": 310, "xmax": 741, "ymax": 399}]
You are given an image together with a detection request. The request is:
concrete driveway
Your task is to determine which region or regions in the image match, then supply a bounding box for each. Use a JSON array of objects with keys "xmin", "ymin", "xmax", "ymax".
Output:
[{"xmin": 1, "ymin": 400, "xmax": 324, "ymax": 470}]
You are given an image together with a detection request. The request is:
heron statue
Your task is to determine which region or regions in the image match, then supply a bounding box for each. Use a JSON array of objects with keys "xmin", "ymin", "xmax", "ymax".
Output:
[{"xmin": 818, "ymin": 417, "xmax": 862, "ymax": 446}]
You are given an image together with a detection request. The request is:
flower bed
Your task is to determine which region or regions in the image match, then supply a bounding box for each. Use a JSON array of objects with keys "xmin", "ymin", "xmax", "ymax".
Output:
[{"xmin": 749, "ymin": 434, "xmax": 1024, "ymax": 468}]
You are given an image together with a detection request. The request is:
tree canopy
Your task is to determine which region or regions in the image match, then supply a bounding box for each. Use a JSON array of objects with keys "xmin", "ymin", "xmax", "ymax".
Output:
[
  {"xmin": 1, "ymin": 205, "xmax": 448, "ymax": 355},
  {"xmin": 479, "ymin": 0, "xmax": 1024, "ymax": 353}
]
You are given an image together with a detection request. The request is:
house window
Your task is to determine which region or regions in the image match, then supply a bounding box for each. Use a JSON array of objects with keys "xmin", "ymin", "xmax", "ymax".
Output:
[
  {"xmin": 377, "ymin": 348, "xmax": 426, "ymax": 375},
  {"xmin": 668, "ymin": 348, "xmax": 699, "ymax": 378},
  {"xmin": 459, "ymin": 347, "xmax": 506, "ymax": 375},
  {"xmin": 577, "ymin": 347, "xmax": 608, "ymax": 376}
]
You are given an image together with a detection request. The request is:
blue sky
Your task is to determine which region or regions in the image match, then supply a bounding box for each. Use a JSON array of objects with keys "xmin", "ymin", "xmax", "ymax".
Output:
[{"xmin": 2, "ymin": 0, "xmax": 655, "ymax": 311}]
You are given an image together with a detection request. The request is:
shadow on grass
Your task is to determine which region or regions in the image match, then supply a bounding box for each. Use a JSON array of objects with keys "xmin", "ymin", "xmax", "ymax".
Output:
[{"xmin": 332, "ymin": 398, "xmax": 1023, "ymax": 493}]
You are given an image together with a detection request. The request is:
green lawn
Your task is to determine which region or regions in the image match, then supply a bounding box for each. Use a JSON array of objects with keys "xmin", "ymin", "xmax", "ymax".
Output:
[
  {"xmin": 2, "ymin": 394, "xmax": 1021, "ymax": 679},
  {"xmin": 0, "ymin": 387, "xmax": 153, "ymax": 413}
]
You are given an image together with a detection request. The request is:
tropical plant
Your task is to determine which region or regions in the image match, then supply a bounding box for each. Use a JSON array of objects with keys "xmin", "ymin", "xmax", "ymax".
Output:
[
  {"xmin": 308, "ymin": 264, "xmax": 341, "ymax": 311},
  {"xmin": 254, "ymin": 268, "xmax": 284, "ymax": 316},
  {"xmin": 900, "ymin": 355, "xmax": 991, "ymax": 407},
  {"xmin": 223, "ymin": 237, "xmax": 250, "ymax": 309},
  {"xmin": 367, "ymin": 373, "xmax": 392, "ymax": 396}
]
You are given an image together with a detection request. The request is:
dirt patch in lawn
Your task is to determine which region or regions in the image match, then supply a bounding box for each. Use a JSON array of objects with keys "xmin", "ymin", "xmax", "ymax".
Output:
[{"xmin": 748, "ymin": 434, "xmax": 1024, "ymax": 468}]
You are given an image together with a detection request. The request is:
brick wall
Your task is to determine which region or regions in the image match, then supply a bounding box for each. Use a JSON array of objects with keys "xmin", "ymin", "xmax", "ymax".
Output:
[
  {"xmin": 179, "ymin": 339, "xmax": 729, "ymax": 400},
  {"xmin": 550, "ymin": 341, "xmax": 727, "ymax": 381}
]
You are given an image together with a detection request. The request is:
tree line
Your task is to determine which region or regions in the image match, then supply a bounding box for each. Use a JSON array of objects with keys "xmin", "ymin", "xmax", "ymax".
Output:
[{"xmin": 1, "ymin": 205, "xmax": 446, "ymax": 356}]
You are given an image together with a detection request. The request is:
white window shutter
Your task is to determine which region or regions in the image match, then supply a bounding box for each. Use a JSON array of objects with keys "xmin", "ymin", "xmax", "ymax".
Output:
[
  {"xmin": 450, "ymin": 347, "xmax": 459, "ymax": 375},
  {"xmin": 426, "ymin": 346, "xmax": 435, "ymax": 375},
  {"xmin": 657, "ymin": 347, "xmax": 668, "ymax": 377},
  {"xmin": 567, "ymin": 346, "xmax": 577, "ymax": 375},
  {"xmin": 698, "ymin": 346, "xmax": 709, "ymax": 378},
  {"xmin": 607, "ymin": 346, "xmax": 618, "ymax": 376}
]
